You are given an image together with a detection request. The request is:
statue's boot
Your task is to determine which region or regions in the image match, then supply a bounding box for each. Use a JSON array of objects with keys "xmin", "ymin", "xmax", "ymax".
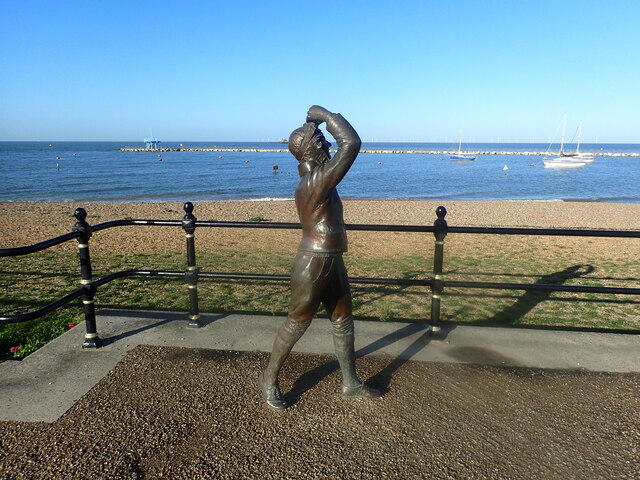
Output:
[
  {"xmin": 259, "ymin": 317, "xmax": 310, "ymax": 410},
  {"xmin": 332, "ymin": 316, "xmax": 382, "ymax": 399}
]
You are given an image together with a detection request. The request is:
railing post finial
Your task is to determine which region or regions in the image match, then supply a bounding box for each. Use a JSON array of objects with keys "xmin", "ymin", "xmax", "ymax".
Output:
[
  {"xmin": 73, "ymin": 208, "xmax": 91, "ymax": 241},
  {"xmin": 74, "ymin": 207, "xmax": 87, "ymax": 222},
  {"xmin": 434, "ymin": 206, "xmax": 447, "ymax": 234}
]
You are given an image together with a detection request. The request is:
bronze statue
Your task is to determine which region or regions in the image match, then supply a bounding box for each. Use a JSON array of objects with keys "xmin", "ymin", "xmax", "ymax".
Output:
[{"xmin": 258, "ymin": 105, "xmax": 381, "ymax": 410}]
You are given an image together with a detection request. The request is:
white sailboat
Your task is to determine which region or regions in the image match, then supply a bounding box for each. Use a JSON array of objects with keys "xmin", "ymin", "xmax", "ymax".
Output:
[
  {"xmin": 543, "ymin": 159, "xmax": 587, "ymax": 168},
  {"xmin": 450, "ymin": 131, "xmax": 476, "ymax": 161},
  {"xmin": 543, "ymin": 115, "xmax": 592, "ymax": 168}
]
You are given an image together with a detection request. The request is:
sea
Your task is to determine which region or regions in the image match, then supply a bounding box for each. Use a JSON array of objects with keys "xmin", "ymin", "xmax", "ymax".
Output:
[{"xmin": 0, "ymin": 141, "xmax": 639, "ymax": 203}]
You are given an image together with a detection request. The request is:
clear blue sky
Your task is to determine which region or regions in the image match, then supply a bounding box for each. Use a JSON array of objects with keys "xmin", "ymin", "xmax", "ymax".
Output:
[{"xmin": 1, "ymin": 0, "xmax": 638, "ymax": 143}]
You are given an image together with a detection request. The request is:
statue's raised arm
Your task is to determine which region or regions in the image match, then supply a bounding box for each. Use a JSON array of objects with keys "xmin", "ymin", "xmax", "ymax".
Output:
[{"xmin": 305, "ymin": 105, "xmax": 361, "ymax": 188}]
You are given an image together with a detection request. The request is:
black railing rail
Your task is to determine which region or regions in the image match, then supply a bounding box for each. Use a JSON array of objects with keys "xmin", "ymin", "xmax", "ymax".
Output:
[
  {"xmin": 1, "ymin": 202, "xmax": 639, "ymax": 348},
  {"xmin": 0, "ymin": 231, "xmax": 81, "ymax": 257},
  {"xmin": 445, "ymin": 225, "xmax": 640, "ymax": 238},
  {"xmin": 93, "ymin": 219, "xmax": 640, "ymax": 238},
  {"xmin": 5, "ymin": 222, "xmax": 638, "ymax": 258}
]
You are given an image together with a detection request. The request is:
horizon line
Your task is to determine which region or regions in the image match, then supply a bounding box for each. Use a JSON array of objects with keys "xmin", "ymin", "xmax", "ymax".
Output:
[{"xmin": 1, "ymin": 140, "xmax": 639, "ymax": 145}]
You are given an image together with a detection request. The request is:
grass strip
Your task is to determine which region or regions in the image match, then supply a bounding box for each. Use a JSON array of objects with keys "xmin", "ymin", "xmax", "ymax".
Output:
[{"xmin": 1, "ymin": 240, "xmax": 639, "ymax": 361}]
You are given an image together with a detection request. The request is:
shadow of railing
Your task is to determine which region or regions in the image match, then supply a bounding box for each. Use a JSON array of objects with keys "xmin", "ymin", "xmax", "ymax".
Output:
[{"xmin": 484, "ymin": 264, "xmax": 594, "ymax": 324}]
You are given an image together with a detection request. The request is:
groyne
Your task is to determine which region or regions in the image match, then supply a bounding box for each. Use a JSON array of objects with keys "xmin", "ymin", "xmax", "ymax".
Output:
[{"xmin": 119, "ymin": 147, "xmax": 640, "ymax": 157}]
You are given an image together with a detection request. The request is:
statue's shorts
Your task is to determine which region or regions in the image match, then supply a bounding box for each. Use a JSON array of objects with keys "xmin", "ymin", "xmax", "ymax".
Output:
[{"xmin": 288, "ymin": 252, "xmax": 352, "ymax": 323}]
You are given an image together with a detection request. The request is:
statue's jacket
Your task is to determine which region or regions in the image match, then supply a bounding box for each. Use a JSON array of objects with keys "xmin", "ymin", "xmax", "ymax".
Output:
[{"xmin": 295, "ymin": 113, "xmax": 361, "ymax": 255}]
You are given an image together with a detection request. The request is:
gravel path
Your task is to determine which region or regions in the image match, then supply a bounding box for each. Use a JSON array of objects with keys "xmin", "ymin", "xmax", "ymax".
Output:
[{"xmin": 0, "ymin": 345, "xmax": 638, "ymax": 479}]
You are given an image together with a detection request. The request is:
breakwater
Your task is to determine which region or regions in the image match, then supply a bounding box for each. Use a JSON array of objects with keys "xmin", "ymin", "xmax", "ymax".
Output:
[{"xmin": 120, "ymin": 147, "xmax": 640, "ymax": 157}]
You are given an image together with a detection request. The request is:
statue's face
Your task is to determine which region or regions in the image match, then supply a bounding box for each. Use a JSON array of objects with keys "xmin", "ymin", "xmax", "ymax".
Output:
[{"xmin": 308, "ymin": 130, "xmax": 331, "ymax": 164}]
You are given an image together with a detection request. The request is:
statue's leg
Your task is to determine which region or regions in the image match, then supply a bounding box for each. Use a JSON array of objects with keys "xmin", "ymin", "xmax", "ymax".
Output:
[
  {"xmin": 259, "ymin": 317, "xmax": 310, "ymax": 410},
  {"xmin": 258, "ymin": 253, "xmax": 322, "ymax": 410},
  {"xmin": 326, "ymin": 257, "xmax": 381, "ymax": 399}
]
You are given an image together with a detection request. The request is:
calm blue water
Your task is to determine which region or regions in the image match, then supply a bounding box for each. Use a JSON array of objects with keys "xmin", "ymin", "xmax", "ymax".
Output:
[{"xmin": 0, "ymin": 141, "xmax": 639, "ymax": 203}]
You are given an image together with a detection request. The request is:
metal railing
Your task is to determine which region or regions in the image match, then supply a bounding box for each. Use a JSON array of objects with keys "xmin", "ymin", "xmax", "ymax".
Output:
[{"xmin": 1, "ymin": 202, "xmax": 639, "ymax": 348}]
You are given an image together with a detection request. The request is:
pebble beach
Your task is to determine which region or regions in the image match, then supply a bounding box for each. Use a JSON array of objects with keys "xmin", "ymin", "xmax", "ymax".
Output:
[{"xmin": 2, "ymin": 199, "xmax": 640, "ymax": 255}]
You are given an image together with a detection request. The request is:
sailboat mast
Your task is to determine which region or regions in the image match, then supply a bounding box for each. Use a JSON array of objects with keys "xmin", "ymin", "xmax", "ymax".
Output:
[
  {"xmin": 458, "ymin": 130, "xmax": 463, "ymax": 154},
  {"xmin": 576, "ymin": 121, "xmax": 582, "ymax": 154},
  {"xmin": 559, "ymin": 113, "xmax": 567, "ymax": 154}
]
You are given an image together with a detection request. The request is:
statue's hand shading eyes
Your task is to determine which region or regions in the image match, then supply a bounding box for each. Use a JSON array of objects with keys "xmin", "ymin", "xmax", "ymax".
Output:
[{"xmin": 307, "ymin": 105, "xmax": 332, "ymax": 124}]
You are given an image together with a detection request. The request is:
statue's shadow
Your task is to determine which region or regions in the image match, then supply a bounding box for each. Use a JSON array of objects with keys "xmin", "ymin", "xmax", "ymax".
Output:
[
  {"xmin": 285, "ymin": 322, "xmax": 438, "ymax": 405},
  {"xmin": 285, "ymin": 264, "xmax": 596, "ymax": 406}
]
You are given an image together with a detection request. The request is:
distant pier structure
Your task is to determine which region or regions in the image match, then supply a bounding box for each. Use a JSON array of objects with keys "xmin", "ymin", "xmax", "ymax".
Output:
[{"xmin": 143, "ymin": 138, "xmax": 161, "ymax": 150}]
